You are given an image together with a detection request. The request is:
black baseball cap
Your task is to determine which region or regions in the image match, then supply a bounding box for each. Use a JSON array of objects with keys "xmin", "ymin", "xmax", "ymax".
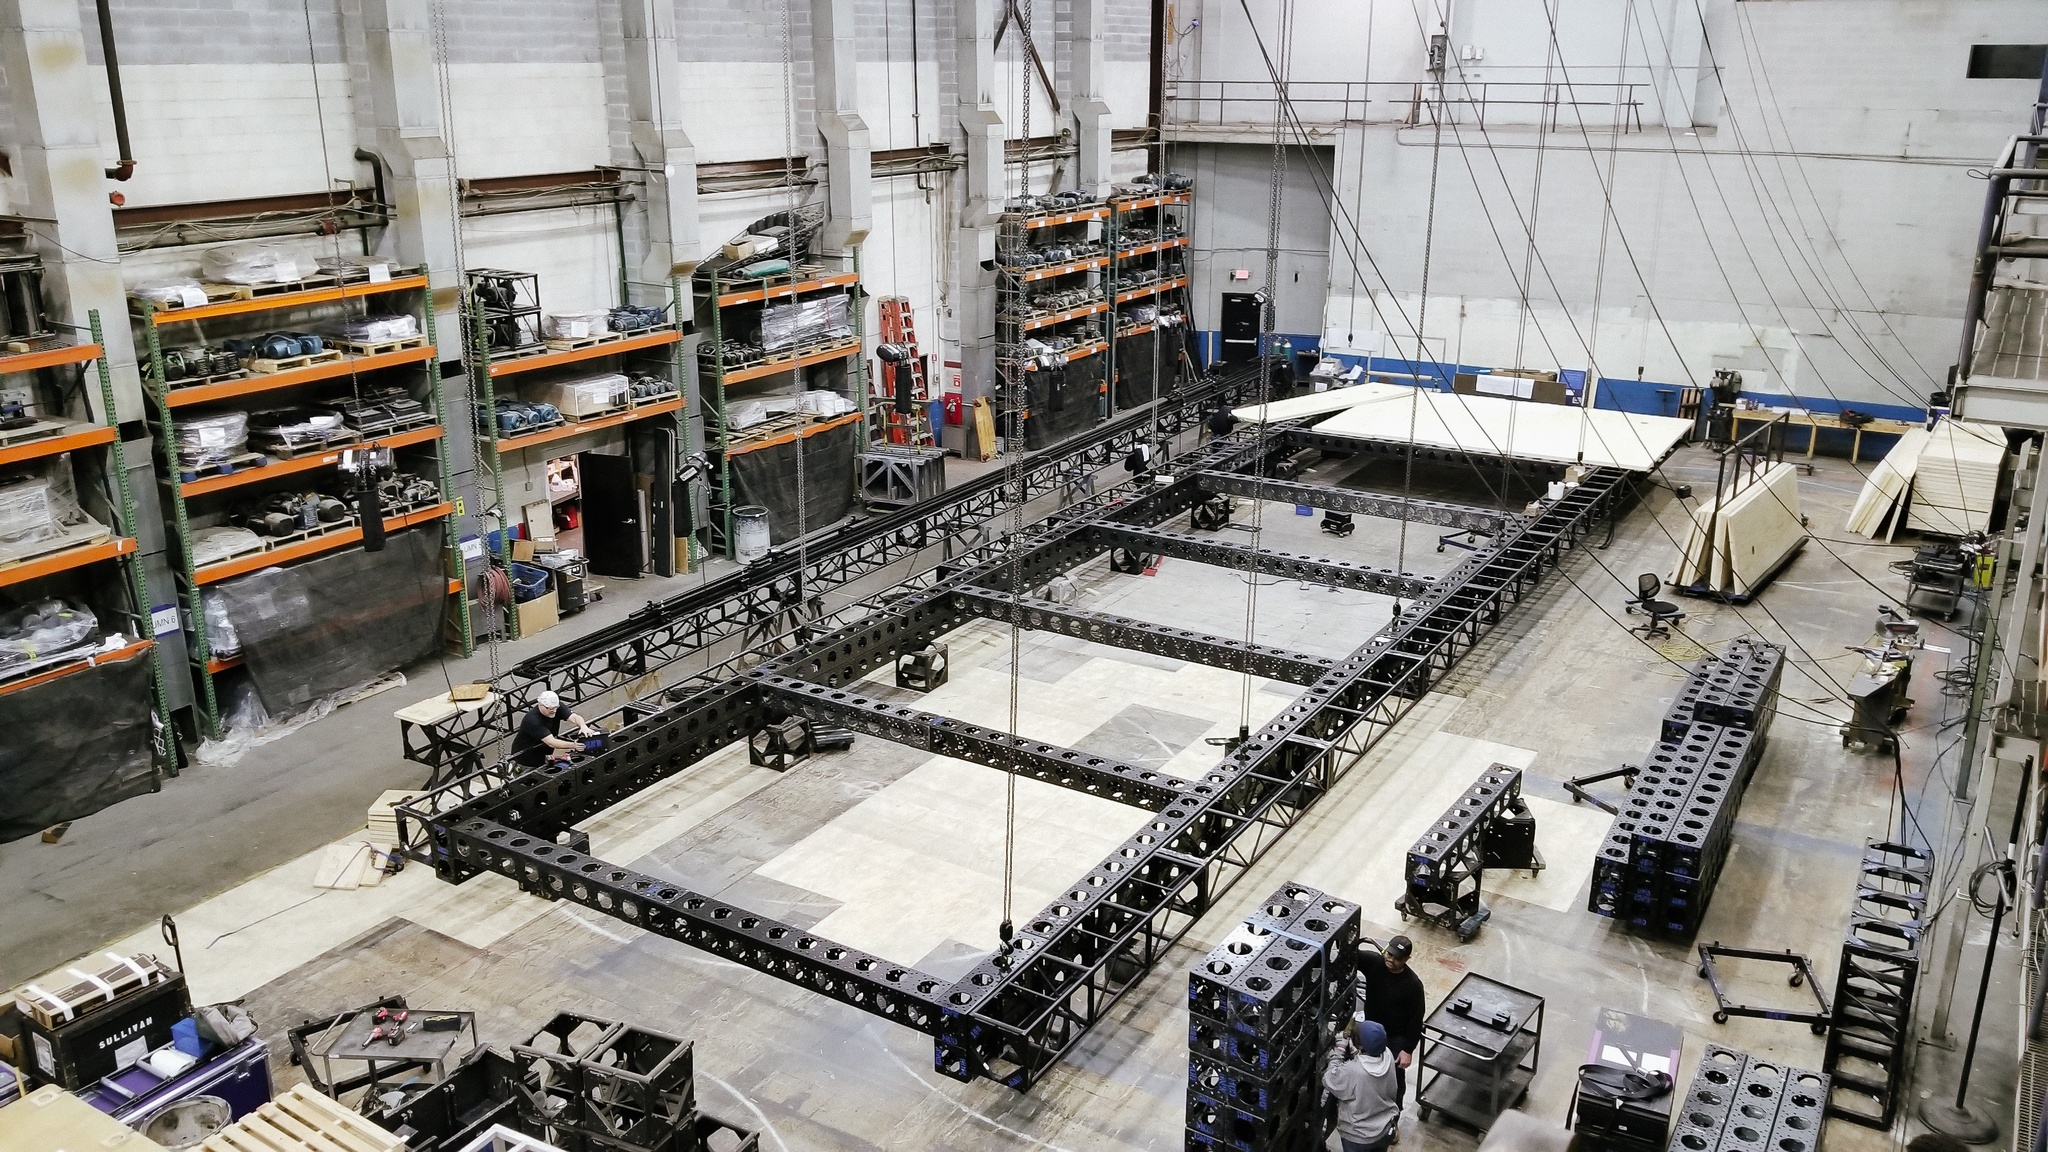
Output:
[{"xmin": 1387, "ymin": 935, "xmax": 1413, "ymax": 960}]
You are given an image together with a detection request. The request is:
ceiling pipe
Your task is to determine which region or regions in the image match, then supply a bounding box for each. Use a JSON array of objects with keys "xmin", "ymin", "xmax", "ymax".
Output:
[{"xmin": 96, "ymin": 0, "xmax": 135, "ymax": 181}]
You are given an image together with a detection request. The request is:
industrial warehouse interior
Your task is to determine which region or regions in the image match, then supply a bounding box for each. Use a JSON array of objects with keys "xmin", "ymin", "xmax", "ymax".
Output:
[{"xmin": 5, "ymin": 2, "xmax": 2048, "ymax": 1152}]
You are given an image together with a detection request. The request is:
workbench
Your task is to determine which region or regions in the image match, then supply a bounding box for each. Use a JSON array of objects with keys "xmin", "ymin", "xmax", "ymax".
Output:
[{"xmin": 1728, "ymin": 407, "xmax": 1916, "ymax": 464}]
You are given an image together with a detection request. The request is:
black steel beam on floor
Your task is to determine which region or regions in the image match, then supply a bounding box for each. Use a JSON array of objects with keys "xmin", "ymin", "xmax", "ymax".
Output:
[
  {"xmin": 752, "ymin": 672, "xmax": 1187, "ymax": 810},
  {"xmin": 1083, "ymin": 523, "xmax": 1437, "ymax": 600},
  {"xmin": 949, "ymin": 586, "xmax": 1335, "ymax": 686},
  {"xmin": 398, "ymin": 368, "xmax": 1259, "ymax": 780},
  {"xmin": 1190, "ymin": 470, "xmax": 1515, "ymax": 534}
]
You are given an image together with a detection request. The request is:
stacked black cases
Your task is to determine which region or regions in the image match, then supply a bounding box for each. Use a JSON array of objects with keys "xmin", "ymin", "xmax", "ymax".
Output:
[
  {"xmin": 1591, "ymin": 641, "xmax": 1784, "ymax": 937},
  {"xmin": 1188, "ymin": 883, "xmax": 1361, "ymax": 1152},
  {"xmin": 1823, "ymin": 840, "xmax": 1932, "ymax": 1128},
  {"xmin": 1399, "ymin": 766, "xmax": 1529, "ymax": 935},
  {"xmin": 510, "ymin": 1013, "xmax": 699, "ymax": 1152},
  {"xmin": 1669, "ymin": 1047, "xmax": 1828, "ymax": 1152}
]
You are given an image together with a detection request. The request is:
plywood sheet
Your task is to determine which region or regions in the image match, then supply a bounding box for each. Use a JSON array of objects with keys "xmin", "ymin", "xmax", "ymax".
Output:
[
  {"xmin": 1309, "ymin": 388, "xmax": 1693, "ymax": 472},
  {"xmin": 1847, "ymin": 426, "xmax": 1928, "ymax": 538},
  {"xmin": 1231, "ymin": 382, "xmax": 1411, "ymax": 423}
]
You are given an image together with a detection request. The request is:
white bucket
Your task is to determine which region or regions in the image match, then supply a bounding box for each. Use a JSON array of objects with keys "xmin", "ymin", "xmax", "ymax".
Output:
[
  {"xmin": 733, "ymin": 505, "xmax": 771, "ymax": 564},
  {"xmin": 1546, "ymin": 481, "xmax": 1567, "ymax": 502}
]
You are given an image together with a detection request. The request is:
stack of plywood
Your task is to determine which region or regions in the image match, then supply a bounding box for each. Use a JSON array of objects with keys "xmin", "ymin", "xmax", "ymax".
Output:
[
  {"xmin": 1284, "ymin": 386, "xmax": 1693, "ymax": 471},
  {"xmin": 1904, "ymin": 419, "xmax": 2006, "ymax": 536},
  {"xmin": 1669, "ymin": 461, "xmax": 1807, "ymax": 599},
  {"xmin": 0, "ymin": 1085, "xmax": 169, "ymax": 1151},
  {"xmin": 1845, "ymin": 426, "xmax": 1930, "ymax": 540},
  {"xmin": 199, "ymin": 1085, "xmax": 405, "ymax": 1152}
]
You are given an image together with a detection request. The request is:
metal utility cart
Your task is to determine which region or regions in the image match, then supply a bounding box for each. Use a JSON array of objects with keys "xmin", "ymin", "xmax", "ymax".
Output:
[{"xmin": 1416, "ymin": 972, "xmax": 1544, "ymax": 1132}]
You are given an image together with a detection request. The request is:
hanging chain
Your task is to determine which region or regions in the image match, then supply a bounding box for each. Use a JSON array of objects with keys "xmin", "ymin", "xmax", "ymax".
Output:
[{"xmin": 999, "ymin": 0, "xmax": 1037, "ymax": 962}]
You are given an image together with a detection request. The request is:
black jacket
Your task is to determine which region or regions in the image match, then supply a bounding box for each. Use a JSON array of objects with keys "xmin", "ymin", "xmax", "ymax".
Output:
[{"xmin": 1358, "ymin": 952, "xmax": 1426, "ymax": 1055}]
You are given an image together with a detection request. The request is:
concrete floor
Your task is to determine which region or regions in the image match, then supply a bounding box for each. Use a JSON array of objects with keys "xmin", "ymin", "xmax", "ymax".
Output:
[{"xmin": 3, "ymin": 444, "xmax": 2023, "ymax": 1152}]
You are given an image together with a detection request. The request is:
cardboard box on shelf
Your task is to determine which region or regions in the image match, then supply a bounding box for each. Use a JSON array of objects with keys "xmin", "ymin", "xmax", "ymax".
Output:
[
  {"xmin": 516, "ymin": 590, "xmax": 558, "ymax": 636},
  {"xmin": 509, "ymin": 539, "xmax": 536, "ymax": 562}
]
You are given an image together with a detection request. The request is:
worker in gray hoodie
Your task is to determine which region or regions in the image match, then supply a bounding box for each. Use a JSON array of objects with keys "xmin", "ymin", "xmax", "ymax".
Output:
[{"xmin": 1324, "ymin": 1019, "xmax": 1401, "ymax": 1152}]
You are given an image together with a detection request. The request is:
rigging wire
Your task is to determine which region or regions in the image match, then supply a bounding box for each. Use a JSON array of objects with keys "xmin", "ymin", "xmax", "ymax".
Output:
[{"xmin": 998, "ymin": 0, "xmax": 1036, "ymax": 960}]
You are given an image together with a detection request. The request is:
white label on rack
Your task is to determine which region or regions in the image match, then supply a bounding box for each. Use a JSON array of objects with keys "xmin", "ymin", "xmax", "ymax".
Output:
[
  {"xmin": 34, "ymin": 1034, "xmax": 53, "ymax": 1074},
  {"xmin": 368, "ymin": 263, "xmax": 392, "ymax": 283},
  {"xmin": 151, "ymin": 605, "xmax": 179, "ymax": 637}
]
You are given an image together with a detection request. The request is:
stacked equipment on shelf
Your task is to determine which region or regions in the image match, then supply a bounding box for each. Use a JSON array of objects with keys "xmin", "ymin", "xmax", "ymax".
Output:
[
  {"xmin": 1188, "ymin": 882, "xmax": 1361, "ymax": 1152},
  {"xmin": 1667, "ymin": 1046, "xmax": 1828, "ymax": 1152},
  {"xmin": 1822, "ymin": 840, "xmax": 1931, "ymax": 1128},
  {"xmin": 1396, "ymin": 765, "xmax": 1540, "ymax": 940},
  {"xmin": 1590, "ymin": 639, "xmax": 1784, "ymax": 937}
]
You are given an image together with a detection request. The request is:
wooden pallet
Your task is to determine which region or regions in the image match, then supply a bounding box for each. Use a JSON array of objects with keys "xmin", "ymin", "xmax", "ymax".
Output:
[
  {"xmin": 498, "ymin": 415, "xmax": 566, "ymax": 439},
  {"xmin": 256, "ymin": 429, "xmax": 362, "ymax": 459},
  {"xmin": 180, "ymin": 451, "xmax": 269, "ymax": 482},
  {"xmin": 208, "ymin": 274, "xmax": 342, "ymax": 301},
  {"xmin": 251, "ymin": 518, "xmax": 352, "ymax": 550},
  {"xmin": 0, "ymin": 523, "xmax": 114, "ymax": 571},
  {"xmin": 487, "ymin": 343, "xmax": 550, "ymax": 364},
  {"xmin": 342, "ymin": 410, "xmax": 435, "ymax": 439},
  {"xmin": 200, "ymin": 1083, "xmax": 407, "ymax": 1152},
  {"xmin": 629, "ymin": 387, "xmax": 681, "ymax": 407},
  {"xmin": 330, "ymin": 334, "xmax": 429, "ymax": 357},
  {"xmin": 130, "ymin": 284, "xmax": 241, "ymax": 315},
  {"xmin": 166, "ymin": 367, "xmax": 251, "ymax": 390},
  {"xmin": 543, "ymin": 330, "xmax": 625, "ymax": 352},
  {"xmin": 561, "ymin": 402, "xmax": 629, "ymax": 423},
  {"xmin": 248, "ymin": 349, "xmax": 345, "ymax": 374},
  {"xmin": 191, "ymin": 528, "xmax": 270, "ymax": 566},
  {"xmin": 0, "ymin": 419, "xmax": 65, "ymax": 448}
]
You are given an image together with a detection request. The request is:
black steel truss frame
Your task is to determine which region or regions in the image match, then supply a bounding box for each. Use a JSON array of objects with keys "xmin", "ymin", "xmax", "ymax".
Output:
[
  {"xmin": 1190, "ymin": 471, "xmax": 1518, "ymax": 535},
  {"xmin": 1084, "ymin": 523, "xmax": 1438, "ymax": 599},
  {"xmin": 950, "ymin": 587, "xmax": 1336, "ymax": 686},
  {"xmin": 402, "ymin": 416, "xmax": 1635, "ymax": 1093},
  {"xmin": 400, "ymin": 370, "xmax": 1255, "ymax": 782}
]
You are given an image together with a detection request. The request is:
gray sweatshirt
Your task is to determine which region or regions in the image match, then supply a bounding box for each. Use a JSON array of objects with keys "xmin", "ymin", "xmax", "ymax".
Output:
[{"xmin": 1324, "ymin": 1047, "xmax": 1401, "ymax": 1143}]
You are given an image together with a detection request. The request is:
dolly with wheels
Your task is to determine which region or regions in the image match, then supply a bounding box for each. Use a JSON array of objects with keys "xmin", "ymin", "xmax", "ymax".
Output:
[{"xmin": 1696, "ymin": 943, "xmax": 1831, "ymax": 1034}]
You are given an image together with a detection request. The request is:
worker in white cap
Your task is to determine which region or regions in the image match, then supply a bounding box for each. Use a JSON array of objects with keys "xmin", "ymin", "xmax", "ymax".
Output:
[{"xmin": 508, "ymin": 689, "xmax": 597, "ymax": 768}]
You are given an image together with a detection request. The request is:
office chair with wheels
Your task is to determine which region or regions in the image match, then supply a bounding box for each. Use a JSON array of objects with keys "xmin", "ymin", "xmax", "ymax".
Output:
[{"xmin": 1625, "ymin": 573, "xmax": 1686, "ymax": 638}]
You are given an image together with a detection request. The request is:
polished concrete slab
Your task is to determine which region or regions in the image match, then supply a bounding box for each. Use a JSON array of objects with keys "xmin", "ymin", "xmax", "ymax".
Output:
[{"xmin": 6, "ymin": 444, "xmax": 2021, "ymax": 1152}]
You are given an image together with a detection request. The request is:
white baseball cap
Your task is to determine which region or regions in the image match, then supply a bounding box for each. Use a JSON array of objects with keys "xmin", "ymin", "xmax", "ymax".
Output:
[{"xmin": 538, "ymin": 690, "xmax": 561, "ymax": 710}]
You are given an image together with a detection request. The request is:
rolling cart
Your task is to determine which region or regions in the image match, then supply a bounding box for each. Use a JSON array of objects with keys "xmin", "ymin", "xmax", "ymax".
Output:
[{"xmin": 1416, "ymin": 973, "xmax": 1544, "ymax": 1133}]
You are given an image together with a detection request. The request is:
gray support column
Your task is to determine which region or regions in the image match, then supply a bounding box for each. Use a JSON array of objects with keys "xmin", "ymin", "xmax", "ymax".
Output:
[
  {"xmin": 1071, "ymin": 0, "xmax": 1112, "ymax": 198},
  {"xmin": 356, "ymin": 0, "xmax": 461, "ymax": 332},
  {"xmin": 0, "ymin": 0, "xmax": 138, "ymax": 421},
  {"xmin": 811, "ymin": 0, "xmax": 871, "ymax": 253},
  {"xmin": 354, "ymin": 0, "xmax": 471, "ymax": 522},
  {"xmin": 622, "ymin": 0, "xmax": 701, "ymax": 285},
  {"xmin": 952, "ymin": 0, "xmax": 1003, "ymax": 423}
]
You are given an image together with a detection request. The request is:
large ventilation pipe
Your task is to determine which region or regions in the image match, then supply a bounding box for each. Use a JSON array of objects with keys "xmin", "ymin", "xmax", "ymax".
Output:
[{"xmin": 97, "ymin": 0, "xmax": 135, "ymax": 181}]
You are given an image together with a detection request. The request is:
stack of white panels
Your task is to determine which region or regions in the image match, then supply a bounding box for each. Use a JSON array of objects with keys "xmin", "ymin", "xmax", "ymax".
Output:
[
  {"xmin": 1904, "ymin": 419, "xmax": 2006, "ymax": 536},
  {"xmin": 1303, "ymin": 387, "xmax": 1692, "ymax": 472},
  {"xmin": 1845, "ymin": 427, "xmax": 1930, "ymax": 541}
]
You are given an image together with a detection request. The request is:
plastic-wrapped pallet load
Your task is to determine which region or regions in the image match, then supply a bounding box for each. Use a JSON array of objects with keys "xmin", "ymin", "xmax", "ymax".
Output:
[
  {"xmin": 0, "ymin": 466, "xmax": 101, "ymax": 565},
  {"xmin": 339, "ymin": 313, "xmax": 419, "ymax": 344},
  {"xmin": 173, "ymin": 411, "xmax": 249, "ymax": 471},
  {"xmin": 544, "ymin": 310, "xmax": 611, "ymax": 340},
  {"xmin": 200, "ymin": 244, "xmax": 305, "ymax": 285},
  {"xmin": 247, "ymin": 406, "xmax": 348, "ymax": 453},
  {"xmin": 529, "ymin": 372, "xmax": 629, "ymax": 418},
  {"xmin": 759, "ymin": 292, "xmax": 851, "ymax": 353},
  {"xmin": 0, "ymin": 599, "xmax": 101, "ymax": 680}
]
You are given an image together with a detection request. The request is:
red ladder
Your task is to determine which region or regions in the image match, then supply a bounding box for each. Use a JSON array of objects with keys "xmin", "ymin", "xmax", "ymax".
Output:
[{"xmin": 874, "ymin": 296, "xmax": 935, "ymax": 447}]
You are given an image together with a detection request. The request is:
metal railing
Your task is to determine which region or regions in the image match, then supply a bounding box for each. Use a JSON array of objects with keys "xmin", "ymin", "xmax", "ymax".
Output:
[{"xmin": 1163, "ymin": 79, "xmax": 1646, "ymax": 133}]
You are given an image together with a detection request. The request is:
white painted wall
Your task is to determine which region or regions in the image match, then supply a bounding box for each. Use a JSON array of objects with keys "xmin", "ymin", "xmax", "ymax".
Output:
[
  {"xmin": 447, "ymin": 64, "xmax": 611, "ymax": 179},
  {"xmin": 88, "ymin": 64, "xmax": 357, "ymax": 207},
  {"xmin": 1174, "ymin": 0, "xmax": 2048, "ymax": 407}
]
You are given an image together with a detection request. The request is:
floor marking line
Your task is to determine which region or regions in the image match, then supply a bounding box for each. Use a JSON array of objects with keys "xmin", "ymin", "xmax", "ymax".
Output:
[
  {"xmin": 703, "ymin": 1073, "xmax": 793, "ymax": 1152},
  {"xmin": 870, "ymin": 1025, "xmax": 1085, "ymax": 1152}
]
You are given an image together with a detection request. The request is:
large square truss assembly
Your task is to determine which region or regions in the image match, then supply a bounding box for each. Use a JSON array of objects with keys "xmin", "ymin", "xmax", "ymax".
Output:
[{"xmin": 399, "ymin": 365, "xmax": 1636, "ymax": 1091}]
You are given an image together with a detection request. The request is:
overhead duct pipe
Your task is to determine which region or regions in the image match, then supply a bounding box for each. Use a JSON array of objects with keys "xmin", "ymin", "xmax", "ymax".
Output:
[{"xmin": 96, "ymin": 0, "xmax": 135, "ymax": 181}]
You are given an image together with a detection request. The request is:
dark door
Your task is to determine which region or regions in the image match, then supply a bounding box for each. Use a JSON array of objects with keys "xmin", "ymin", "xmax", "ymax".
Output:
[
  {"xmin": 629, "ymin": 422, "xmax": 676, "ymax": 578},
  {"xmin": 579, "ymin": 451, "xmax": 645, "ymax": 578}
]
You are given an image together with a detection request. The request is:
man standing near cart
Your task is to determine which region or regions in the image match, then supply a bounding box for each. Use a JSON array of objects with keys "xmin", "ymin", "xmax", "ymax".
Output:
[{"xmin": 1358, "ymin": 935, "xmax": 1426, "ymax": 1122}]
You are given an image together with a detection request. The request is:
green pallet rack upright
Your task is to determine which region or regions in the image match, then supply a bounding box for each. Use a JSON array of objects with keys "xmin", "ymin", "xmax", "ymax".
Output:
[
  {"xmin": 465, "ymin": 275, "xmax": 690, "ymax": 639},
  {"xmin": 135, "ymin": 271, "xmax": 468, "ymax": 739},
  {"xmin": 0, "ymin": 310, "xmax": 171, "ymax": 770},
  {"xmin": 996, "ymin": 201, "xmax": 1112, "ymax": 450},
  {"xmin": 694, "ymin": 255, "xmax": 865, "ymax": 557}
]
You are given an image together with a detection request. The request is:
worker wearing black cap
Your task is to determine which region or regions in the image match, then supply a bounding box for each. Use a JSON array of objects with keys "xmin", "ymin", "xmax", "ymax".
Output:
[{"xmin": 1357, "ymin": 935, "xmax": 1426, "ymax": 1121}]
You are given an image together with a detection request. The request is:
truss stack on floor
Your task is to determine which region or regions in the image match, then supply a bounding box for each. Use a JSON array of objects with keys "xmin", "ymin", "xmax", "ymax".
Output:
[
  {"xmin": 1591, "ymin": 640, "xmax": 1784, "ymax": 936},
  {"xmin": 1396, "ymin": 765, "xmax": 1538, "ymax": 940},
  {"xmin": 1822, "ymin": 840, "xmax": 1931, "ymax": 1128},
  {"xmin": 1187, "ymin": 883, "xmax": 1361, "ymax": 1152},
  {"xmin": 1668, "ymin": 1046, "xmax": 1828, "ymax": 1152}
]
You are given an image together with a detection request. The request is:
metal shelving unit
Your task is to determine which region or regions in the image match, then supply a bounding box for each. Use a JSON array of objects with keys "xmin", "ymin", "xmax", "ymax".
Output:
[
  {"xmin": 136, "ymin": 273, "xmax": 467, "ymax": 739},
  {"xmin": 996, "ymin": 204, "xmax": 1110, "ymax": 451},
  {"xmin": 0, "ymin": 315, "xmax": 169, "ymax": 768},
  {"xmin": 467, "ymin": 276, "xmax": 689, "ymax": 636},
  {"xmin": 1105, "ymin": 189, "xmax": 1192, "ymax": 414},
  {"xmin": 694, "ymin": 259, "xmax": 865, "ymax": 557},
  {"xmin": 1416, "ymin": 972, "xmax": 1544, "ymax": 1133}
]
